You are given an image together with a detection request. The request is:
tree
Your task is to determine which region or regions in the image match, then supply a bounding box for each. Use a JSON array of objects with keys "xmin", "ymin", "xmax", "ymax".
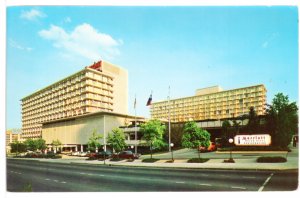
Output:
[
  {"xmin": 247, "ymin": 106, "xmax": 260, "ymax": 134},
  {"xmin": 266, "ymin": 93, "xmax": 298, "ymax": 148},
  {"xmin": 87, "ymin": 130, "xmax": 103, "ymax": 152},
  {"xmin": 107, "ymin": 128, "xmax": 127, "ymax": 153},
  {"xmin": 222, "ymin": 120, "xmax": 231, "ymax": 138},
  {"xmin": 24, "ymin": 139, "xmax": 37, "ymax": 151},
  {"xmin": 24, "ymin": 138, "xmax": 47, "ymax": 152},
  {"xmin": 35, "ymin": 138, "xmax": 47, "ymax": 151},
  {"xmin": 51, "ymin": 139, "xmax": 62, "ymax": 153},
  {"xmin": 10, "ymin": 141, "xmax": 27, "ymax": 155},
  {"xmin": 140, "ymin": 119, "xmax": 166, "ymax": 159},
  {"xmin": 181, "ymin": 121, "xmax": 211, "ymax": 159}
]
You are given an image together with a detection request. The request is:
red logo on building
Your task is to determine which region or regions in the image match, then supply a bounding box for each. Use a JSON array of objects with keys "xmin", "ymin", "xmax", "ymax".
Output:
[{"xmin": 89, "ymin": 61, "xmax": 102, "ymax": 71}]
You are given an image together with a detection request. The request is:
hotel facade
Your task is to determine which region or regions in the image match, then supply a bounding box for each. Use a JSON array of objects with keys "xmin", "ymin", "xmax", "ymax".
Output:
[
  {"xmin": 21, "ymin": 61, "xmax": 128, "ymax": 140},
  {"xmin": 150, "ymin": 84, "xmax": 267, "ymax": 122}
]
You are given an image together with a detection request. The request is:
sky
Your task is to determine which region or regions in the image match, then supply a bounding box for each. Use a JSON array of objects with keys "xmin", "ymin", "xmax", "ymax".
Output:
[{"xmin": 6, "ymin": 6, "xmax": 299, "ymax": 129}]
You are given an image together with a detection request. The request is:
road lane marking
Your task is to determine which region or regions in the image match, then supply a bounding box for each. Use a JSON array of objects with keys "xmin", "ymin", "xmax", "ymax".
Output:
[
  {"xmin": 45, "ymin": 178, "xmax": 50, "ymax": 181},
  {"xmin": 258, "ymin": 173, "xmax": 274, "ymax": 192},
  {"xmin": 53, "ymin": 180, "xmax": 59, "ymax": 182},
  {"xmin": 175, "ymin": 181, "xmax": 185, "ymax": 184},
  {"xmin": 61, "ymin": 181, "xmax": 67, "ymax": 184},
  {"xmin": 199, "ymin": 184, "xmax": 212, "ymax": 186},
  {"xmin": 98, "ymin": 174, "xmax": 105, "ymax": 176},
  {"xmin": 231, "ymin": 186, "xmax": 246, "ymax": 190},
  {"xmin": 79, "ymin": 172, "xmax": 86, "ymax": 175},
  {"xmin": 88, "ymin": 173, "xmax": 93, "ymax": 176},
  {"xmin": 243, "ymin": 176, "xmax": 256, "ymax": 179}
]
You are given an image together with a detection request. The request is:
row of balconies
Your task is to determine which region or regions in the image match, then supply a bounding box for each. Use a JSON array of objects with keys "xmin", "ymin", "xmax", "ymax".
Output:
[
  {"xmin": 152, "ymin": 106, "xmax": 264, "ymax": 117},
  {"xmin": 153, "ymin": 100, "xmax": 264, "ymax": 111},
  {"xmin": 22, "ymin": 96, "xmax": 114, "ymax": 119},
  {"xmin": 22, "ymin": 74, "xmax": 85, "ymax": 105},
  {"xmin": 22, "ymin": 70, "xmax": 115, "ymax": 108},
  {"xmin": 155, "ymin": 94, "xmax": 265, "ymax": 107},
  {"xmin": 23, "ymin": 86, "xmax": 114, "ymax": 113}
]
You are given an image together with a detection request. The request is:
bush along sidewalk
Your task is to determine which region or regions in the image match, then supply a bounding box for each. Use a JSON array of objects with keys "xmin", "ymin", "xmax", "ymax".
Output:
[
  {"xmin": 187, "ymin": 158, "xmax": 209, "ymax": 163},
  {"xmin": 142, "ymin": 158, "xmax": 160, "ymax": 163},
  {"xmin": 257, "ymin": 156, "xmax": 287, "ymax": 163}
]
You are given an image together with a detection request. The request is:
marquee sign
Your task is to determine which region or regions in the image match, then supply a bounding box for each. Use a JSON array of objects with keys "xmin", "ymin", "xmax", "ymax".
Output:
[{"xmin": 234, "ymin": 134, "xmax": 271, "ymax": 146}]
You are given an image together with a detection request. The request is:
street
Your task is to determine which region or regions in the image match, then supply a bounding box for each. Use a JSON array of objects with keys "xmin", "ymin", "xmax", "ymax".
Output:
[{"xmin": 7, "ymin": 159, "xmax": 298, "ymax": 192}]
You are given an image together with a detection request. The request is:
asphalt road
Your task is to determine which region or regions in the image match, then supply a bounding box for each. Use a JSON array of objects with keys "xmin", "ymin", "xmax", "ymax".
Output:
[{"xmin": 7, "ymin": 159, "xmax": 298, "ymax": 192}]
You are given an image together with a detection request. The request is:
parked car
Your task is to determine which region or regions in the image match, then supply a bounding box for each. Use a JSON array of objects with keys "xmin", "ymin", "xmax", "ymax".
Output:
[
  {"xmin": 88, "ymin": 151, "xmax": 112, "ymax": 160},
  {"xmin": 71, "ymin": 151, "xmax": 80, "ymax": 156},
  {"xmin": 97, "ymin": 150, "xmax": 112, "ymax": 159},
  {"xmin": 78, "ymin": 152, "xmax": 88, "ymax": 157},
  {"xmin": 114, "ymin": 151, "xmax": 141, "ymax": 159},
  {"xmin": 199, "ymin": 142, "xmax": 217, "ymax": 152}
]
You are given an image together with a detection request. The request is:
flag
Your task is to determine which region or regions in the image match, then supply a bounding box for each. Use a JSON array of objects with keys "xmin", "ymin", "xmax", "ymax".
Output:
[
  {"xmin": 134, "ymin": 96, "xmax": 137, "ymax": 109},
  {"xmin": 146, "ymin": 94, "xmax": 152, "ymax": 106}
]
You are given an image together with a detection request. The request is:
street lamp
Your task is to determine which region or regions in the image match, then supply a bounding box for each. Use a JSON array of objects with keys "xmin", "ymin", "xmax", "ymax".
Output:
[
  {"xmin": 130, "ymin": 145, "xmax": 134, "ymax": 151},
  {"xmin": 228, "ymin": 138, "xmax": 234, "ymax": 162},
  {"xmin": 103, "ymin": 146, "xmax": 106, "ymax": 165},
  {"xmin": 170, "ymin": 143, "xmax": 174, "ymax": 162}
]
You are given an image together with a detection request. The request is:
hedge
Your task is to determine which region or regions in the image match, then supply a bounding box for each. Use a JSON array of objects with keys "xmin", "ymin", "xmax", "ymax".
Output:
[
  {"xmin": 187, "ymin": 158, "xmax": 209, "ymax": 163},
  {"xmin": 256, "ymin": 156, "xmax": 287, "ymax": 163}
]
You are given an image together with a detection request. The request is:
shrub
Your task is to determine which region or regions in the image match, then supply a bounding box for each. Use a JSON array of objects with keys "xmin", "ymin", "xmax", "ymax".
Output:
[
  {"xmin": 257, "ymin": 156, "xmax": 287, "ymax": 163},
  {"xmin": 142, "ymin": 158, "xmax": 160, "ymax": 163},
  {"xmin": 187, "ymin": 158, "xmax": 209, "ymax": 163},
  {"xmin": 110, "ymin": 158, "xmax": 123, "ymax": 162}
]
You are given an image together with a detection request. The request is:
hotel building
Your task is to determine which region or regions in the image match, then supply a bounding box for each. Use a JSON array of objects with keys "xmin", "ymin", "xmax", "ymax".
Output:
[
  {"xmin": 21, "ymin": 61, "xmax": 128, "ymax": 140},
  {"xmin": 150, "ymin": 84, "xmax": 267, "ymax": 122}
]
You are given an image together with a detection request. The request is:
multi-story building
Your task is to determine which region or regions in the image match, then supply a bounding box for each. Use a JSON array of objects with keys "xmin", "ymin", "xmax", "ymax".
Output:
[
  {"xmin": 6, "ymin": 130, "xmax": 21, "ymax": 153},
  {"xmin": 150, "ymin": 84, "xmax": 267, "ymax": 122},
  {"xmin": 21, "ymin": 61, "xmax": 128, "ymax": 140}
]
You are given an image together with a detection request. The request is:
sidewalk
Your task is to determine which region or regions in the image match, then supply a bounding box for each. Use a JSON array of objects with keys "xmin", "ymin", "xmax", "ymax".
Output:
[
  {"xmin": 24, "ymin": 149, "xmax": 297, "ymax": 171},
  {"xmin": 9, "ymin": 147, "xmax": 298, "ymax": 171}
]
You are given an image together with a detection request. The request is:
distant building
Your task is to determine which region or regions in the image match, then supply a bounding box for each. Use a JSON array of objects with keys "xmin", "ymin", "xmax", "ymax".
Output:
[
  {"xmin": 21, "ymin": 61, "xmax": 128, "ymax": 140},
  {"xmin": 151, "ymin": 84, "xmax": 267, "ymax": 122},
  {"xmin": 6, "ymin": 130, "xmax": 21, "ymax": 153}
]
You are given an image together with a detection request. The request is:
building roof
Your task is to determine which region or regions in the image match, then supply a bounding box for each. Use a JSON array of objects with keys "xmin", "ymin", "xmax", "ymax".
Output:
[{"xmin": 42, "ymin": 110, "xmax": 145, "ymax": 125}]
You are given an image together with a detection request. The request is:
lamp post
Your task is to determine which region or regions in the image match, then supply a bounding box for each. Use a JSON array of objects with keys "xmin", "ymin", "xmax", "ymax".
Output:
[
  {"xmin": 103, "ymin": 146, "xmax": 106, "ymax": 165},
  {"xmin": 228, "ymin": 138, "xmax": 234, "ymax": 162},
  {"xmin": 170, "ymin": 143, "xmax": 174, "ymax": 162}
]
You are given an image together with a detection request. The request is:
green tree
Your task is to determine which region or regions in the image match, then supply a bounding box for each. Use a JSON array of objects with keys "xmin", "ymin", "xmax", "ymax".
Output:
[
  {"xmin": 107, "ymin": 128, "xmax": 127, "ymax": 153},
  {"xmin": 10, "ymin": 141, "xmax": 27, "ymax": 155},
  {"xmin": 247, "ymin": 106, "xmax": 260, "ymax": 134},
  {"xmin": 87, "ymin": 130, "xmax": 103, "ymax": 152},
  {"xmin": 266, "ymin": 93, "xmax": 298, "ymax": 148},
  {"xmin": 222, "ymin": 120, "xmax": 231, "ymax": 138},
  {"xmin": 181, "ymin": 121, "xmax": 211, "ymax": 159},
  {"xmin": 51, "ymin": 139, "xmax": 62, "ymax": 153},
  {"xmin": 24, "ymin": 139, "xmax": 37, "ymax": 151},
  {"xmin": 35, "ymin": 138, "xmax": 47, "ymax": 151},
  {"xmin": 24, "ymin": 138, "xmax": 47, "ymax": 152},
  {"xmin": 140, "ymin": 119, "xmax": 166, "ymax": 159}
]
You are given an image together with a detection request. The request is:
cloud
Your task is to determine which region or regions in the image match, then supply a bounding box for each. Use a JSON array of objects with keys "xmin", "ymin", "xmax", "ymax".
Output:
[
  {"xmin": 9, "ymin": 39, "xmax": 33, "ymax": 51},
  {"xmin": 20, "ymin": 9, "xmax": 46, "ymax": 21},
  {"xmin": 38, "ymin": 23, "xmax": 122, "ymax": 61},
  {"xmin": 64, "ymin": 17, "xmax": 71, "ymax": 23},
  {"xmin": 262, "ymin": 32, "xmax": 279, "ymax": 48}
]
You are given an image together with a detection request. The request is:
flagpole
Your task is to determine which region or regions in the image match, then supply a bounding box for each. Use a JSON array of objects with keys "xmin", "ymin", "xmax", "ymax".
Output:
[
  {"xmin": 168, "ymin": 86, "xmax": 171, "ymax": 152},
  {"xmin": 134, "ymin": 94, "xmax": 137, "ymax": 155}
]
